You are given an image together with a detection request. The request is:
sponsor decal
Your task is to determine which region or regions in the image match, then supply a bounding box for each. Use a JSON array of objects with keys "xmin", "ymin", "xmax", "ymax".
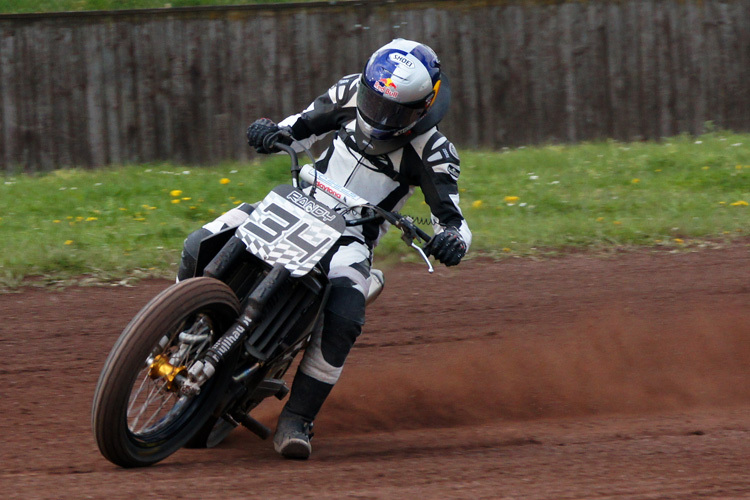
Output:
[
  {"xmin": 448, "ymin": 164, "xmax": 460, "ymax": 180},
  {"xmin": 374, "ymin": 77, "xmax": 399, "ymax": 98},
  {"xmin": 286, "ymin": 190, "xmax": 336, "ymax": 222},
  {"xmin": 389, "ymin": 52, "xmax": 415, "ymax": 68}
]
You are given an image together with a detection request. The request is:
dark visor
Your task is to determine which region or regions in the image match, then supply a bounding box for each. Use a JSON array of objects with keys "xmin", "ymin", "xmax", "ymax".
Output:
[{"xmin": 357, "ymin": 82, "xmax": 428, "ymax": 131}]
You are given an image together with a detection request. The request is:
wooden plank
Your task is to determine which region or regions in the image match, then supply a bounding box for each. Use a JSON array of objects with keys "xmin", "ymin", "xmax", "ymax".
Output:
[
  {"xmin": 685, "ymin": 1, "xmax": 705, "ymax": 135},
  {"xmin": 134, "ymin": 21, "xmax": 156, "ymax": 163},
  {"xmin": 34, "ymin": 23, "xmax": 54, "ymax": 171},
  {"xmin": 50, "ymin": 25, "xmax": 73, "ymax": 168},
  {"xmin": 738, "ymin": 0, "xmax": 750, "ymax": 128},
  {"xmin": 165, "ymin": 16, "xmax": 187, "ymax": 164},
  {"xmin": 0, "ymin": 24, "xmax": 17, "ymax": 171},
  {"xmin": 0, "ymin": 24, "xmax": 5, "ymax": 170},
  {"xmin": 456, "ymin": 11, "xmax": 480, "ymax": 148},
  {"xmin": 720, "ymin": 1, "xmax": 744, "ymax": 131},
  {"xmin": 638, "ymin": 0, "xmax": 658, "ymax": 140},
  {"xmin": 605, "ymin": 2, "xmax": 624, "ymax": 140},
  {"xmin": 559, "ymin": 2, "xmax": 577, "ymax": 143},
  {"xmin": 101, "ymin": 21, "xmax": 122, "ymax": 165},
  {"xmin": 85, "ymin": 23, "xmax": 107, "ymax": 167},
  {"xmin": 671, "ymin": 1, "xmax": 691, "ymax": 136},
  {"xmin": 152, "ymin": 17, "xmax": 171, "ymax": 161},
  {"xmin": 654, "ymin": 2, "xmax": 675, "ymax": 137},
  {"xmin": 17, "ymin": 25, "xmax": 35, "ymax": 171},
  {"xmin": 227, "ymin": 17, "xmax": 246, "ymax": 162},
  {"xmin": 475, "ymin": 5, "xmax": 501, "ymax": 147},
  {"xmin": 183, "ymin": 18, "xmax": 205, "ymax": 164},
  {"xmin": 703, "ymin": 0, "xmax": 725, "ymax": 131},
  {"xmin": 116, "ymin": 21, "xmax": 138, "ymax": 163}
]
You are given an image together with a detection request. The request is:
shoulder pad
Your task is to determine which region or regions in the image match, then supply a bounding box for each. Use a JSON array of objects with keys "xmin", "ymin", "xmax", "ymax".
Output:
[
  {"xmin": 421, "ymin": 132, "xmax": 461, "ymax": 180},
  {"xmin": 329, "ymin": 74, "xmax": 360, "ymax": 106}
]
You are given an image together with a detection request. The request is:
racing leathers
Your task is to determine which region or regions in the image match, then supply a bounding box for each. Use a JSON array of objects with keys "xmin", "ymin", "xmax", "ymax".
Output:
[{"xmin": 179, "ymin": 73, "xmax": 471, "ymax": 432}]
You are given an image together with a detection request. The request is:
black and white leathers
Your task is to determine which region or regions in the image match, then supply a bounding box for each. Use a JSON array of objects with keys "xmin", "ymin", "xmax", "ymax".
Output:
[{"xmin": 279, "ymin": 74, "xmax": 472, "ymax": 251}]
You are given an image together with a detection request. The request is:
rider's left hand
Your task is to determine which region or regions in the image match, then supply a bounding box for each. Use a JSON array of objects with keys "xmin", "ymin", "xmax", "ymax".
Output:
[
  {"xmin": 247, "ymin": 118, "xmax": 289, "ymax": 154},
  {"xmin": 426, "ymin": 227, "xmax": 466, "ymax": 267}
]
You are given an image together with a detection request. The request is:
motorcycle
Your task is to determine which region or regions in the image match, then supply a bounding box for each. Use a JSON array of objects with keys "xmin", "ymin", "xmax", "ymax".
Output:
[{"xmin": 91, "ymin": 137, "xmax": 434, "ymax": 468}]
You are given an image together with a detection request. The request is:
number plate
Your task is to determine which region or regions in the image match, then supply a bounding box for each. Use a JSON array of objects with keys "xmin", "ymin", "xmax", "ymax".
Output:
[{"xmin": 237, "ymin": 185, "xmax": 345, "ymax": 276}]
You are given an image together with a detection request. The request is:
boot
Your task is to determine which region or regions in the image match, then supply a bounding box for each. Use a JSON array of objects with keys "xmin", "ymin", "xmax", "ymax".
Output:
[{"xmin": 273, "ymin": 408, "xmax": 314, "ymax": 459}]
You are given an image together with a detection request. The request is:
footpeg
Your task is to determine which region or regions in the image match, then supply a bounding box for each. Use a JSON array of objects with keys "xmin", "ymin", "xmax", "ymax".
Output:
[{"xmin": 233, "ymin": 411, "xmax": 272, "ymax": 440}]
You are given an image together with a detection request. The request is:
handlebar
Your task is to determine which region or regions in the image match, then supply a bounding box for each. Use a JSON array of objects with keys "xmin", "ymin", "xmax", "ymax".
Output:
[{"xmin": 270, "ymin": 135, "xmax": 434, "ymax": 272}]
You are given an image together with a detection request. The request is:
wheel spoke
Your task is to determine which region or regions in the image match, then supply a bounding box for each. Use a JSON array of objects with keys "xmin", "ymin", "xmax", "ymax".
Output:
[{"xmin": 126, "ymin": 314, "xmax": 217, "ymax": 437}]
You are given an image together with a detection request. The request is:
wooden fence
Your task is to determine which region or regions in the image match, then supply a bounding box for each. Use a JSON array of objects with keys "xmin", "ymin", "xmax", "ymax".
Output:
[{"xmin": 1, "ymin": 0, "xmax": 749, "ymax": 171}]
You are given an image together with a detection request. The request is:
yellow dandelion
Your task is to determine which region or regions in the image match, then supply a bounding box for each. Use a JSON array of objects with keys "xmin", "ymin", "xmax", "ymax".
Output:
[
  {"xmin": 220, "ymin": 178, "xmax": 231, "ymax": 185},
  {"xmin": 674, "ymin": 238, "xmax": 685, "ymax": 244},
  {"xmin": 702, "ymin": 166, "xmax": 710, "ymax": 170},
  {"xmin": 504, "ymin": 195, "xmax": 520, "ymax": 204},
  {"xmin": 181, "ymin": 197, "xmax": 192, "ymax": 201},
  {"xmin": 75, "ymin": 216, "xmax": 84, "ymax": 222},
  {"xmin": 736, "ymin": 165, "xmax": 743, "ymax": 170},
  {"xmin": 613, "ymin": 221, "xmax": 622, "ymax": 225},
  {"xmin": 502, "ymin": 247, "xmax": 511, "ymax": 253},
  {"xmin": 730, "ymin": 200, "xmax": 749, "ymax": 206},
  {"xmin": 64, "ymin": 240, "xmax": 74, "ymax": 245},
  {"xmin": 170, "ymin": 189, "xmax": 183, "ymax": 197},
  {"xmin": 53, "ymin": 219, "xmax": 61, "ymax": 224},
  {"xmin": 631, "ymin": 178, "xmax": 640, "ymax": 184},
  {"xmin": 171, "ymin": 199, "xmax": 181, "ymax": 204},
  {"xmin": 596, "ymin": 217, "xmax": 605, "ymax": 222},
  {"xmin": 472, "ymin": 200, "xmax": 484, "ymax": 209},
  {"xmin": 85, "ymin": 217, "xmax": 98, "ymax": 221}
]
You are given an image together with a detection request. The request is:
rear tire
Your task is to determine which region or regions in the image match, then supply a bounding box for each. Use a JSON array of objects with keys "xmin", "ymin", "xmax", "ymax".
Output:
[{"xmin": 91, "ymin": 277, "xmax": 240, "ymax": 467}]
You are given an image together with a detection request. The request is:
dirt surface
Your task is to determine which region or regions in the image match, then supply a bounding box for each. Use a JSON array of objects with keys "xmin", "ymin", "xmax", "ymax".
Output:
[{"xmin": 1, "ymin": 243, "xmax": 749, "ymax": 499}]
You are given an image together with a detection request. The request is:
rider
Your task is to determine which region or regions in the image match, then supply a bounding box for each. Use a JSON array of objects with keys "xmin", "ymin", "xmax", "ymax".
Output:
[{"xmin": 179, "ymin": 38, "xmax": 471, "ymax": 459}]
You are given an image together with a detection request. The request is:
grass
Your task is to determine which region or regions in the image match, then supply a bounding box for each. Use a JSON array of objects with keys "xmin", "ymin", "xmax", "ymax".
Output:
[
  {"xmin": 1, "ymin": 130, "xmax": 749, "ymax": 288},
  {"xmin": 0, "ymin": 0, "xmax": 307, "ymax": 14}
]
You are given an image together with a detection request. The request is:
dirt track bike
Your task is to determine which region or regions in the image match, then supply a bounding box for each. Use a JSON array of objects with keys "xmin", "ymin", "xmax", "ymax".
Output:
[{"xmin": 91, "ymin": 138, "xmax": 434, "ymax": 468}]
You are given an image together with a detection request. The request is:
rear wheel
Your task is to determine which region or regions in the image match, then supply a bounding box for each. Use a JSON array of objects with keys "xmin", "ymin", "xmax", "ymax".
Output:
[{"xmin": 91, "ymin": 277, "xmax": 240, "ymax": 467}]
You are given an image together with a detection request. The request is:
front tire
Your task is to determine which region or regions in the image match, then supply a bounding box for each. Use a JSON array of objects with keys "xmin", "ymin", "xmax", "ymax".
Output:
[{"xmin": 91, "ymin": 277, "xmax": 240, "ymax": 467}]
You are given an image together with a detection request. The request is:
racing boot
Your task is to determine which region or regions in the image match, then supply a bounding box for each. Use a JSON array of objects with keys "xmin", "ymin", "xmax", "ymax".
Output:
[{"xmin": 273, "ymin": 407, "xmax": 314, "ymax": 459}]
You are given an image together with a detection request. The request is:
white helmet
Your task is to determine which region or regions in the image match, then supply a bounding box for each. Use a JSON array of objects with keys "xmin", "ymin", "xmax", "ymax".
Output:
[{"xmin": 355, "ymin": 39, "xmax": 450, "ymax": 155}]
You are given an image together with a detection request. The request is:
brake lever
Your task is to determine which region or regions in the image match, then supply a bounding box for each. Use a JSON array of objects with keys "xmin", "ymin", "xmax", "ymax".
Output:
[{"xmin": 411, "ymin": 242, "xmax": 434, "ymax": 273}]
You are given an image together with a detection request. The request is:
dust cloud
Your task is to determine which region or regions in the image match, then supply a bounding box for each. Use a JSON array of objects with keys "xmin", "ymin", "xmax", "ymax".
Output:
[{"xmin": 317, "ymin": 311, "xmax": 749, "ymax": 434}]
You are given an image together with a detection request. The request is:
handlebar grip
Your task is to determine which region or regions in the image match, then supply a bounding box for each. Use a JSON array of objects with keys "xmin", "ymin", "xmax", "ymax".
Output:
[{"xmin": 415, "ymin": 226, "xmax": 432, "ymax": 245}]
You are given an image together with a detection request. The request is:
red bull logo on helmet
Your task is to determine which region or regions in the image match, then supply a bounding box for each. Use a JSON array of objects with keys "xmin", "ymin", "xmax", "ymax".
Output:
[{"xmin": 374, "ymin": 77, "xmax": 399, "ymax": 98}]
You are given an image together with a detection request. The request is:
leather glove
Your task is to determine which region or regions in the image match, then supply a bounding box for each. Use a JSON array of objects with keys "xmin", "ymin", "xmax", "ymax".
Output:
[
  {"xmin": 246, "ymin": 118, "xmax": 290, "ymax": 154},
  {"xmin": 426, "ymin": 227, "xmax": 466, "ymax": 267}
]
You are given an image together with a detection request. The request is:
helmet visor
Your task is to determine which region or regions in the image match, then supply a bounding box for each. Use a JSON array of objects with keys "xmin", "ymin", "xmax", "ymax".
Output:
[{"xmin": 357, "ymin": 80, "xmax": 428, "ymax": 133}]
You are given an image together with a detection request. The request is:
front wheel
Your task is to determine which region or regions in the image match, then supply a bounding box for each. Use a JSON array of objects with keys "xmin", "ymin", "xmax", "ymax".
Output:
[{"xmin": 91, "ymin": 277, "xmax": 240, "ymax": 467}]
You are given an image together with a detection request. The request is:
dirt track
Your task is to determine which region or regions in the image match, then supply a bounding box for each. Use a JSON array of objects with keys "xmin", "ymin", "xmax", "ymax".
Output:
[{"xmin": 1, "ymin": 243, "xmax": 749, "ymax": 499}]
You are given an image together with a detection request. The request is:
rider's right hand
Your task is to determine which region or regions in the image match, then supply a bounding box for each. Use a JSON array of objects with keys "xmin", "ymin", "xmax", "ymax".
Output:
[
  {"xmin": 247, "ymin": 118, "xmax": 289, "ymax": 154},
  {"xmin": 425, "ymin": 227, "xmax": 466, "ymax": 267}
]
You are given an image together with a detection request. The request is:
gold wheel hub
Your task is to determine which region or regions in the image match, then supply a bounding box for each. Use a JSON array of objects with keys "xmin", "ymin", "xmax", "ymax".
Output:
[{"xmin": 148, "ymin": 354, "xmax": 186, "ymax": 391}]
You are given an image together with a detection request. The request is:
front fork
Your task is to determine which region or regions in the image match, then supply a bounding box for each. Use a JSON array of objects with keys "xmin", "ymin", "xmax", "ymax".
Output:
[{"xmin": 149, "ymin": 264, "xmax": 291, "ymax": 397}]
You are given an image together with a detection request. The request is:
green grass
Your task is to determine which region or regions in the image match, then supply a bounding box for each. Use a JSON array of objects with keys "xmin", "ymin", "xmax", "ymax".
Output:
[
  {"xmin": 1, "ymin": 130, "xmax": 749, "ymax": 288},
  {"xmin": 0, "ymin": 0, "xmax": 307, "ymax": 14}
]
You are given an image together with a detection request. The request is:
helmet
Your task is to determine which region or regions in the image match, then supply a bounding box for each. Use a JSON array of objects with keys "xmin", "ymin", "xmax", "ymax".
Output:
[{"xmin": 355, "ymin": 39, "xmax": 447, "ymax": 155}]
